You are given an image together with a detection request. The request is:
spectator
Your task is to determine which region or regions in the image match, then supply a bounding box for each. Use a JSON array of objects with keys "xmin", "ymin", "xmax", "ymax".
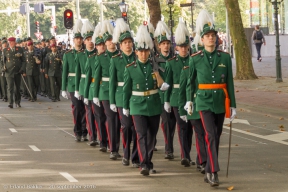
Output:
[{"xmin": 252, "ymin": 25, "xmax": 266, "ymax": 62}]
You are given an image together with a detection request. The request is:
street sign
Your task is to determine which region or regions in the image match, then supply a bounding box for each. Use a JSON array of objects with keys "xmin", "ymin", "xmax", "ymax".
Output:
[{"xmin": 34, "ymin": 32, "xmax": 42, "ymax": 40}]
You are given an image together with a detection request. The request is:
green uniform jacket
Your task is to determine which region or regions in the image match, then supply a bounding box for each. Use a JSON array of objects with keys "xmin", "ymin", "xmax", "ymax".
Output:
[
  {"xmin": 1, "ymin": 46, "xmax": 25, "ymax": 77},
  {"xmin": 94, "ymin": 50, "xmax": 119, "ymax": 101},
  {"xmin": 75, "ymin": 49, "xmax": 96, "ymax": 96},
  {"xmin": 178, "ymin": 66, "xmax": 200, "ymax": 120},
  {"xmin": 23, "ymin": 50, "xmax": 41, "ymax": 76},
  {"xmin": 83, "ymin": 52, "xmax": 97, "ymax": 100},
  {"xmin": 164, "ymin": 54, "xmax": 189, "ymax": 107},
  {"xmin": 45, "ymin": 52, "xmax": 62, "ymax": 77},
  {"xmin": 62, "ymin": 49, "xmax": 80, "ymax": 92},
  {"xmin": 187, "ymin": 49, "xmax": 236, "ymax": 114},
  {"xmin": 109, "ymin": 52, "xmax": 136, "ymax": 107},
  {"xmin": 123, "ymin": 60, "xmax": 162, "ymax": 116}
]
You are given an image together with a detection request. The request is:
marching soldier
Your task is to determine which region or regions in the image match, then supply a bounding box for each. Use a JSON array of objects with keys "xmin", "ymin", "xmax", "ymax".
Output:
[
  {"xmin": 185, "ymin": 10, "xmax": 237, "ymax": 186},
  {"xmin": 44, "ymin": 43, "xmax": 62, "ymax": 102},
  {"xmin": 75, "ymin": 20, "xmax": 98, "ymax": 144},
  {"xmin": 0, "ymin": 39, "xmax": 8, "ymax": 102},
  {"xmin": 164, "ymin": 21, "xmax": 193, "ymax": 167},
  {"xmin": 39, "ymin": 39, "xmax": 47, "ymax": 97},
  {"xmin": 1, "ymin": 37, "xmax": 25, "ymax": 108},
  {"xmin": 154, "ymin": 21, "xmax": 176, "ymax": 159},
  {"xmin": 110, "ymin": 18, "xmax": 138, "ymax": 162},
  {"xmin": 62, "ymin": 19, "xmax": 87, "ymax": 142},
  {"xmin": 23, "ymin": 41, "xmax": 42, "ymax": 102}
]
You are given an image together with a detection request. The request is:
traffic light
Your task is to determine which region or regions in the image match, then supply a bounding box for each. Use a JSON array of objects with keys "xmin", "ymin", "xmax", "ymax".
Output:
[
  {"xmin": 122, "ymin": 12, "xmax": 127, "ymax": 22},
  {"xmin": 35, "ymin": 21, "xmax": 40, "ymax": 31},
  {"xmin": 64, "ymin": 9, "xmax": 73, "ymax": 29}
]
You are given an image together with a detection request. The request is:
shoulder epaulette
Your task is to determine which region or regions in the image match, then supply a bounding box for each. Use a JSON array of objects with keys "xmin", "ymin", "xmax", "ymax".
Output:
[
  {"xmin": 126, "ymin": 61, "xmax": 135, "ymax": 68},
  {"xmin": 167, "ymin": 56, "xmax": 176, "ymax": 61},
  {"xmin": 65, "ymin": 49, "xmax": 72, "ymax": 54},
  {"xmin": 112, "ymin": 53, "xmax": 121, "ymax": 58},
  {"xmin": 89, "ymin": 53, "xmax": 97, "ymax": 58},
  {"xmin": 183, "ymin": 66, "xmax": 189, "ymax": 70},
  {"xmin": 217, "ymin": 50, "xmax": 229, "ymax": 54},
  {"xmin": 77, "ymin": 50, "xmax": 84, "ymax": 54},
  {"xmin": 97, "ymin": 52, "xmax": 105, "ymax": 56},
  {"xmin": 190, "ymin": 50, "xmax": 202, "ymax": 57}
]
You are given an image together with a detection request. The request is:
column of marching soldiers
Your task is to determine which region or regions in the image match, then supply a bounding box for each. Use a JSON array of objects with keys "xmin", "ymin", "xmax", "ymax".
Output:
[{"xmin": 0, "ymin": 10, "xmax": 237, "ymax": 187}]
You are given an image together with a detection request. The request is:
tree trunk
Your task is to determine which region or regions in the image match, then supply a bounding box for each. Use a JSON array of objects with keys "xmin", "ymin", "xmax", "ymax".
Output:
[
  {"xmin": 224, "ymin": 0, "xmax": 258, "ymax": 80},
  {"xmin": 146, "ymin": 0, "xmax": 161, "ymax": 28}
]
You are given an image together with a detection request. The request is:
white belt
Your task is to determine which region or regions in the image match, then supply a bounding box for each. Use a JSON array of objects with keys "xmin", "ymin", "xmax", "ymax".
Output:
[
  {"xmin": 132, "ymin": 89, "xmax": 158, "ymax": 96},
  {"xmin": 173, "ymin": 84, "xmax": 180, "ymax": 88},
  {"xmin": 117, "ymin": 82, "xmax": 124, "ymax": 86},
  {"xmin": 81, "ymin": 74, "xmax": 86, "ymax": 78},
  {"xmin": 68, "ymin": 73, "xmax": 75, "ymax": 77},
  {"xmin": 102, "ymin": 77, "xmax": 110, "ymax": 81}
]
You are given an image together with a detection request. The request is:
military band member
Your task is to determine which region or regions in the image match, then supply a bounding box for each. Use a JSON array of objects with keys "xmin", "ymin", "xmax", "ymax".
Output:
[
  {"xmin": 185, "ymin": 10, "xmax": 237, "ymax": 186},
  {"xmin": 110, "ymin": 18, "xmax": 138, "ymax": 163},
  {"xmin": 1, "ymin": 37, "xmax": 25, "ymax": 108},
  {"xmin": 62, "ymin": 19, "xmax": 87, "ymax": 142},
  {"xmin": 0, "ymin": 39, "xmax": 8, "ymax": 102}
]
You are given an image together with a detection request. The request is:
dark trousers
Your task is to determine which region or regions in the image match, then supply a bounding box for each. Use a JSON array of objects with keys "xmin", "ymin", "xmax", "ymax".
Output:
[
  {"xmin": 255, "ymin": 42, "xmax": 262, "ymax": 60},
  {"xmin": 20, "ymin": 75, "xmax": 28, "ymax": 96},
  {"xmin": 132, "ymin": 115, "xmax": 160, "ymax": 169},
  {"xmin": 70, "ymin": 92, "xmax": 87, "ymax": 137},
  {"xmin": 118, "ymin": 107, "xmax": 138, "ymax": 163},
  {"xmin": 49, "ymin": 76, "xmax": 61, "ymax": 100},
  {"xmin": 27, "ymin": 75, "xmax": 39, "ymax": 100},
  {"xmin": 39, "ymin": 71, "xmax": 46, "ymax": 93},
  {"xmin": 0, "ymin": 75, "xmax": 7, "ymax": 99},
  {"xmin": 199, "ymin": 111, "xmax": 225, "ymax": 173},
  {"xmin": 173, "ymin": 107, "xmax": 193, "ymax": 161},
  {"xmin": 6, "ymin": 74, "xmax": 21, "ymax": 105},
  {"xmin": 85, "ymin": 100, "xmax": 97, "ymax": 141},
  {"xmin": 92, "ymin": 101, "xmax": 107, "ymax": 148},
  {"xmin": 190, "ymin": 119, "xmax": 207, "ymax": 165},
  {"xmin": 160, "ymin": 106, "xmax": 177, "ymax": 154}
]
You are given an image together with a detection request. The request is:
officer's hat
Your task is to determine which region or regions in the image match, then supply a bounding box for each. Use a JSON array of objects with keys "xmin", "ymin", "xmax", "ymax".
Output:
[
  {"xmin": 112, "ymin": 18, "xmax": 133, "ymax": 44},
  {"xmin": 73, "ymin": 19, "xmax": 83, "ymax": 38},
  {"xmin": 191, "ymin": 33, "xmax": 204, "ymax": 53},
  {"xmin": 134, "ymin": 25, "xmax": 153, "ymax": 51},
  {"xmin": 175, "ymin": 21, "xmax": 190, "ymax": 47},
  {"xmin": 92, "ymin": 23, "xmax": 104, "ymax": 45},
  {"xmin": 8, "ymin": 37, "xmax": 16, "ymax": 42},
  {"xmin": 147, "ymin": 22, "xmax": 155, "ymax": 39},
  {"xmin": 100, "ymin": 20, "xmax": 114, "ymax": 42},
  {"xmin": 81, "ymin": 20, "xmax": 94, "ymax": 40},
  {"xmin": 154, "ymin": 21, "xmax": 171, "ymax": 44},
  {"xmin": 195, "ymin": 10, "xmax": 217, "ymax": 37}
]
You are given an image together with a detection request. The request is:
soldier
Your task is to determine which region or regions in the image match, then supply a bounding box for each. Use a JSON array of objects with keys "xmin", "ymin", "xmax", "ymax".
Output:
[
  {"xmin": 44, "ymin": 43, "xmax": 62, "ymax": 102},
  {"xmin": 23, "ymin": 41, "xmax": 42, "ymax": 102},
  {"xmin": 39, "ymin": 38, "xmax": 47, "ymax": 97},
  {"xmin": 109, "ymin": 18, "xmax": 138, "ymax": 162},
  {"xmin": 74, "ymin": 20, "xmax": 98, "ymax": 144},
  {"xmin": 154, "ymin": 21, "xmax": 177, "ymax": 159},
  {"xmin": 62, "ymin": 19, "xmax": 87, "ymax": 142},
  {"xmin": 164, "ymin": 21, "xmax": 193, "ymax": 167},
  {"xmin": 0, "ymin": 39, "xmax": 8, "ymax": 102},
  {"xmin": 123, "ymin": 24, "xmax": 163, "ymax": 176},
  {"xmin": 1, "ymin": 37, "xmax": 25, "ymax": 108},
  {"xmin": 185, "ymin": 10, "xmax": 237, "ymax": 186}
]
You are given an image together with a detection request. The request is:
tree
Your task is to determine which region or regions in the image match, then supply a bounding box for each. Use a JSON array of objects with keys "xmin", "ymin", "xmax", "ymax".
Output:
[
  {"xmin": 146, "ymin": 0, "xmax": 161, "ymax": 28},
  {"xmin": 224, "ymin": 0, "xmax": 257, "ymax": 80}
]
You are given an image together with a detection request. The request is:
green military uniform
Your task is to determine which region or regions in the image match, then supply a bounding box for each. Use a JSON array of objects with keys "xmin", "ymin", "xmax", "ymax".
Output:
[
  {"xmin": 1, "ymin": 45, "xmax": 25, "ymax": 107},
  {"xmin": 83, "ymin": 52, "xmax": 98, "ymax": 100},
  {"xmin": 0, "ymin": 46, "xmax": 8, "ymax": 101}
]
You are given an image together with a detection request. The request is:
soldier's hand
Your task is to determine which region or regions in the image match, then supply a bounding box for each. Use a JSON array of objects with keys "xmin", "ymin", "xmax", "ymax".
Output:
[
  {"xmin": 93, "ymin": 98, "xmax": 100, "ymax": 107},
  {"xmin": 61, "ymin": 91, "xmax": 69, "ymax": 99},
  {"xmin": 22, "ymin": 73, "xmax": 26, "ymax": 77},
  {"xmin": 184, "ymin": 101, "xmax": 193, "ymax": 115},
  {"xmin": 45, "ymin": 74, "xmax": 48, "ymax": 79},
  {"xmin": 84, "ymin": 98, "xmax": 89, "ymax": 105},
  {"xmin": 123, "ymin": 108, "xmax": 130, "ymax": 117},
  {"xmin": 160, "ymin": 82, "xmax": 170, "ymax": 91},
  {"xmin": 180, "ymin": 115, "xmax": 188, "ymax": 123},
  {"xmin": 110, "ymin": 104, "xmax": 117, "ymax": 112},
  {"xmin": 74, "ymin": 91, "xmax": 81, "ymax": 100},
  {"xmin": 230, "ymin": 107, "xmax": 236, "ymax": 122},
  {"xmin": 164, "ymin": 102, "xmax": 171, "ymax": 113}
]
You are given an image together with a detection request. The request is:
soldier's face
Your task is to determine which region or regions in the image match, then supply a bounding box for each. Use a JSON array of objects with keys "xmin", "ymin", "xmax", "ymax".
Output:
[
  {"xmin": 105, "ymin": 39, "xmax": 116, "ymax": 50},
  {"xmin": 120, "ymin": 38, "xmax": 133, "ymax": 53},
  {"xmin": 8, "ymin": 41, "xmax": 16, "ymax": 48},
  {"xmin": 136, "ymin": 49, "xmax": 150, "ymax": 63},
  {"xmin": 2, "ymin": 43, "xmax": 7, "ymax": 48},
  {"xmin": 201, "ymin": 32, "xmax": 216, "ymax": 48},
  {"xmin": 176, "ymin": 45, "xmax": 189, "ymax": 57},
  {"xmin": 158, "ymin": 40, "xmax": 171, "ymax": 53},
  {"xmin": 28, "ymin": 45, "xmax": 33, "ymax": 51},
  {"xmin": 74, "ymin": 37, "xmax": 83, "ymax": 47},
  {"xmin": 96, "ymin": 43, "xmax": 106, "ymax": 54},
  {"xmin": 51, "ymin": 46, "xmax": 56, "ymax": 52},
  {"xmin": 84, "ymin": 37, "xmax": 94, "ymax": 50},
  {"xmin": 50, "ymin": 39, "xmax": 56, "ymax": 45}
]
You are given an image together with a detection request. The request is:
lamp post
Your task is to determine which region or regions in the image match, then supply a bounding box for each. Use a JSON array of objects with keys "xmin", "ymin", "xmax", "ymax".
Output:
[
  {"xmin": 167, "ymin": 0, "xmax": 174, "ymax": 45},
  {"xmin": 119, "ymin": 0, "xmax": 129, "ymax": 23},
  {"xmin": 269, "ymin": 0, "xmax": 283, "ymax": 83}
]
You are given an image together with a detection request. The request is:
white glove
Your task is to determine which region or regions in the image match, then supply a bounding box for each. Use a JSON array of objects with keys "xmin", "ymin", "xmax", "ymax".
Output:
[
  {"xmin": 123, "ymin": 108, "xmax": 130, "ymax": 117},
  {"xmin": 184, "ymin": 101, "xmax": 193, "ymax": 115},
  {"xmin": 160, "ymin": 82, "xmax": 170, "ymax": 91},
  {"xmin": 110, "ymin": 104, "xmax": 117, "ymax": 112},
  {"xmin": 84, "ymin": 98, "xmax": 89, "ymax": 105},
  {"xmin": 164, "ymin": 102, "xmax": 171, "ymax": 113},
  {"xmin": 180, "ymin": 115, "xmax": 188, "ymax": 122},
  {"xmin": 93, "ymin": 97, "xmax": 100, "ymax": 107},
  {"xmin": 230, "ymin": 107, "xmax": 236, "ymax": 122},
  {"xmin": 61, "ymin": 91, "xmax": 68, "ymax": 99},
  {"xmin": 74, "ymin": 91, "xmax": 80, "ymax": 100}
]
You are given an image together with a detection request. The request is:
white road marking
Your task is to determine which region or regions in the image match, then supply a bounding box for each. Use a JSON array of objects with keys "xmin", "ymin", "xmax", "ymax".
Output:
[
  {"xmin": 54, "ymin": 125, "xmax": 75, "ymax": 137},
  {"xmin": 222, "ymin": 131, "xmax": 267, "ymax": 145},
  {"xmin": 224, "ymin": 118, "xmax": 250, "ymax": 125},
  {"xmin": 9, "ymin": 128, "xmax": 17, "ymax": 133},
  {"xmin": 59, "ymin": 172, "xmax": 78, "ymax": 182},
  {"xmin": 28, "ymin": 145, "xmax": 41, "ymax": 151}
]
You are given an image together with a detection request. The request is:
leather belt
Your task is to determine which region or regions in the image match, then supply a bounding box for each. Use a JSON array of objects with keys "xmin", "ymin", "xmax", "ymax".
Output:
[
  {"xmin": 68, "ymin": 73, "xmax": 75, "ymax": 76},
  {"xmin": 132, "ymin": 89, "xmax": 158, "ymax": 96},
  {"xmin": 117, "ymin": 82, "xmax": 124, "ymax": 86},
  {"xmin": 81, "ymin": 74, "xmax": 86, "ymax": 78},
  {"xmin": 102, "ymin": 77, "xmax": 110, "ymax": 81}
]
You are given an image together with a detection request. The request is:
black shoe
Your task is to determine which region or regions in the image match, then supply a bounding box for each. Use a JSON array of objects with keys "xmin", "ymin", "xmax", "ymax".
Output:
[
  {"xmin": 153, "ymin": 147, "xmax": 158, "ymax": 151},
  {"xmin": 8, "ymin": 104, "xmax": 13, "ymax": 108},
  {"xmin": 116, "ymin": 152, "xmax": 121, "ymax": 158},
  {"xmin": 122, "ymin": 158, "xmax": 129, "ymax": 166},
  {"xmin": 89, "ymin": 140, "xmax": 97, "ymax": 146},
  {"xmin": 132, "ymin": 163, "xmax": 140, "ymax": 168},
  {"xmin": 140, "ymin": 168, "xmax": 149, "ymax": 176},
  {"xmin": 165, "ymin": 153, "xmax": 174, "ymax": 160},
  {"xmin": 4, "ymin": 98, "xmax": 7, "ymax": 102},
  {"xmin": 207, "ymin": 172, "xmax": 219, "ymax": 187},
  {"xmin": 259, "ymin": 57, "xmax": 262, "ymax": 62},
  {"xmin": 82, "ymin": 136, "xmax": 89, "ymax": 141},
  {"xmin": 31, "ymin": 99, "xmax": 35, "ymax": 102},
  {"xmin": 204, "ymin": 173, "xmax": 210, "ymax": 183},
  {"xmin": 181, "ymin": 158, "xmax": 190, "ymax": 167},
  {"xmin": 75, "ymin": 136, "xmax": 81, "ymax": 142},
  {"xmin": 24, "ymin": 96, "xmax": 28, "ymax": 99},
  {"xmin": 52, "ymin": 99, "xmax": 56, "ymax": 102},
  {"xmin": 28, "ymin": 98, "xmax": 31, "ymax": 101},
  {"xmin": 16, "ymin": 103, "xmax": 21, "ymax": 108},
  {"xmin": 109, "ymin": 152, "xmax": 117, "ymax": 160},
  {"xmin": 57, "ymin": 98, "xmax": 60, "ymax": 101},
  {"xmin": 190, "ymin": 161, "xmax": 196, "ymax": 165},
  {"xmin": 99, "ymin": 147, "xmax": 107, "ymax": 152},
  {"xmin": 200, "ymin": 163, "xmax": 206, "ymax": 174},
  {"xmin": 149, "ymin": 169, "xmax": 156, "ymax": 174}
]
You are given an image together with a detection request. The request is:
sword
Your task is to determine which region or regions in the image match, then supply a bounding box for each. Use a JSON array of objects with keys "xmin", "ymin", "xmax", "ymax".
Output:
[
  {"xmin": 21, "ymin": 74, "xmax": 34, "ymax": 99},
  {"xmin": 226, "ymin": 121, "xmax": 232, "ymax": 178}
]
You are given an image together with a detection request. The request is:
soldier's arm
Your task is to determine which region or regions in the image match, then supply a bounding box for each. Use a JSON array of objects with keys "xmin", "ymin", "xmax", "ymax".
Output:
[
  {"xmin": 44, "ymin": 54, "xmax": 49, "ymax": 76},
  {"xmin": 226, "ymin": 54, "xmax": 236, "ymax": 108},
  {"xmin": 74, "ymin": 55, "xmax": 81, "ymax": 92},
  {"xmin": 164, "ymin": 60, "xmax": 172, "ymax": 103},
  {"xmin": 186, "ymin": 57, "xmax": 197, "ymax": 102},
  {"xmin": 123, "ymin": 67, "xmax": 132, "ymax": 110},
  {"xmin": 83, "ymin": 59, "xmax": 92, "ymax": 99},
  {"xmin": 179, "ymin": 68, "xmax": 188, "ymax": 116},
  {"xmin": 20, "ymin": 49, "xmax": 26, "ymax": 72},
  {"xmin": 109, "ymin": 58, "xmax": 117, "ymax": 105},
  {"xmin": 94, "ymin": 57, "xmax": 101, "ymax": 99},
  {"xmin": 61, "ymin": 53, "xmax": 68, "ymax": 91}
]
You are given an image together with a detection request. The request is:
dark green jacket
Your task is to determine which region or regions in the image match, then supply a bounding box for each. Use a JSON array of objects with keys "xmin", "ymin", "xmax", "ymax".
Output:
[
  {"xmin": 23, "ymin": 50, "xmax": 41, "ymax": 76},
  {"xmin": 83, "ymin": 52, "xmax": 97, "ymax": 100},
  {"xmin": 1, "ymin": 46, "xmax": 25, "ymax": 77},
  {"xmin": 45, "ymin": 51, "xmax": 62, "ymax": 77}
]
